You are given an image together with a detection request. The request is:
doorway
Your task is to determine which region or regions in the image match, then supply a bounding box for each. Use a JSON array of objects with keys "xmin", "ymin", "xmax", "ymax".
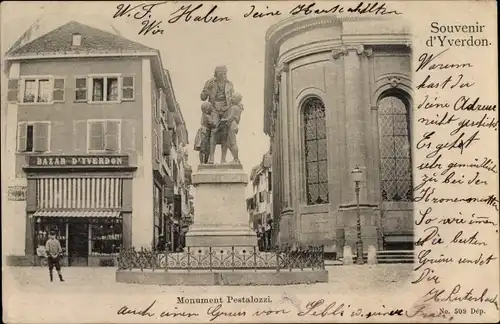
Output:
[{"xmin": 68, "ymin": 223, "xmax": 89, "ymax": 266}]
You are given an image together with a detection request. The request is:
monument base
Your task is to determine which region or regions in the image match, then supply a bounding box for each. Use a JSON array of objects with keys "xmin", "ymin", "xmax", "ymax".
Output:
[
  {"xmin": 186, "ymin": 163, "xmax": 257, "ymax": 247},
  {"xmin": 116, "ymin": 269, "xmax": 328, "ymax": 286},
  {"xmin": 185, "ymin": 230, "xmax": 257, "ymax": 247}
]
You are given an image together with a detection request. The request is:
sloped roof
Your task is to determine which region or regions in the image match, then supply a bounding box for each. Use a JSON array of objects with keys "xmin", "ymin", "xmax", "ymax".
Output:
[{"xmin": 6, "ymin": 21, "xmax": 157, "ymax": 57}]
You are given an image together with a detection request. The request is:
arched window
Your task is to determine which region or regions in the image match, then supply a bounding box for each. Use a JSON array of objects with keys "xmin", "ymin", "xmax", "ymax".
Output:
[
  {"xmin": 303, "ymin": 97, "xmax": 329, "ymax": 205},
  {"xmin": 378, "ymin": 93, "xmax": 412, "ymax": 201}
]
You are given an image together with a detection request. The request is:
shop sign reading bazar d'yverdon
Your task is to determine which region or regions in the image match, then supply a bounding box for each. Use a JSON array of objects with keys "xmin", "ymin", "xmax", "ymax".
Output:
[{"xmin": 28, "ymin": 155, "xmax": 129, "ymax": 167}]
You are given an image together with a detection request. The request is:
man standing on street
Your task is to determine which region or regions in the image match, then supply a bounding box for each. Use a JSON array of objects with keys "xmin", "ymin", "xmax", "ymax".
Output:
[{"xmin": 45, "ymin": 231, "xmax": 65, "ymax": 282}]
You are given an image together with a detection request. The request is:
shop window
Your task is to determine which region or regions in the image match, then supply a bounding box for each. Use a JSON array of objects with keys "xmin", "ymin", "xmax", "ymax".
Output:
[
  {"xmin": 90, "ymin": 219, "xmax": 123, "ymax": 256},
  {"xmin": 35, "ymin": 218, "xmax": 67, "ymax": 254},
  {"xmin": 87, "ymin": 120, "xmax": 121, "ymax": 152},
  {"xmin": 378, "ymin": 94, "xmax": 412, "ymax": 201},
  {"xmin": 302, "ymin": 97, "xmax": 329, "ymax": 205},
  {"xmin": 17, "ymin": 122, "xmax": 50, "ymax": 152}
]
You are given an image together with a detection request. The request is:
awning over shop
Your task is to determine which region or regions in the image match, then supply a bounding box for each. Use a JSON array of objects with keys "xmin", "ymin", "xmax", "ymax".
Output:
[{"xmin": 33, "ymin": 210, "xmax": 121, "ymax": 218}]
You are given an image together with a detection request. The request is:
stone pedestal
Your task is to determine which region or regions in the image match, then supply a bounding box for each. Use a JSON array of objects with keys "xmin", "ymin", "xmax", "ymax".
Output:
[
  {"xmin": 185, "ymin": 163, "xmax": 257, "ymax": 247},
  {"xmin": 367, "ymin": 245, "xmax": 378, "ymax": 265},
  {"xmin": 343, "ymin": 246, "xmax": 353, "ymax": 265}
]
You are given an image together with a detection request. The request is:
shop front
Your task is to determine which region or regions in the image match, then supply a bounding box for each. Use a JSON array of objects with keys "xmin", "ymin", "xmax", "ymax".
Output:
[{"xmin": 24, "ymin": 155, "xmax": 136, "ymax": 267}]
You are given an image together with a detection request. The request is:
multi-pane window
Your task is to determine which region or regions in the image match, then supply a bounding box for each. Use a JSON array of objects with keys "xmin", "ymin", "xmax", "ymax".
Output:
[
  {"xmin": 75, "ymin": 75, "xmax": 134, "ymax": 102},
  {"xmin": 87, "ymin": 120, "xmax": 121, "ymax": 152},
  {"xmin": 17, "ymin": 122, "xmax": 50, "ymax": 152},
  {"xmin": 24, "ymin": 79, "xmax": 46, "ymax": 102},
  {"xmin": 75, "ymin": 78, "xmax": 88, "ymax": 101},
  {"xmin": 378, "ymin": 95, "xmax": 412, "ymax": 201},
  {"xmin": 303, "ymin": 97, "xmax": 329, "ymax": 205},
  {"xmin": 92, "ymin": 77, "xmax": 118, "ymax": 102},
  {"xmin": 22, "ymin": 78, "xmax": 65, "ymax": 103}
]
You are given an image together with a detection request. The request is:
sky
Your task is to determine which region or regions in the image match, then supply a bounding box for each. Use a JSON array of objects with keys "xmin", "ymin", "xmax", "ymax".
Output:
[{"xmin": 1, "ymin": 1, "xmax": 291, "ymax": 196}]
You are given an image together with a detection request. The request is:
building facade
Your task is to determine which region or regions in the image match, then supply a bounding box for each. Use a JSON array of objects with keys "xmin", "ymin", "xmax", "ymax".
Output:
[
  {"xmin": 158, "ymin": 93, "xmax": 191, "ymax": 252},
  {"xmin": 264, "ymin": 16, "xmax": 413, "ymax": 256},
  {"xmin": 246, "ymin": 152, "xmax": 273, "ymax": 231},
  {"xmin": 2, "ymin": 21, "xmax": 189, "ymax": 266}
]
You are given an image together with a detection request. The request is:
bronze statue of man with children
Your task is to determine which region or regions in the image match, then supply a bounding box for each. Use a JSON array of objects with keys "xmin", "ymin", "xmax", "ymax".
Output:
[{"xmin": 194, "ymin": 65, "xmax": 243, "ymax": 165}]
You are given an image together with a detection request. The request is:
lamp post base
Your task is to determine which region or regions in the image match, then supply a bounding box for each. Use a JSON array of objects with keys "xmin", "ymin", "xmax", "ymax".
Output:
[{"xmin": 355, "ymin": 241, "xmax": 364, "ymax": 265}]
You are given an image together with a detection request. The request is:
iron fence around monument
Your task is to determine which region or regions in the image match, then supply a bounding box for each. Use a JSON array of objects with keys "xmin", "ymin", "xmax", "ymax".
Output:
[{"xmin": 117, "ymin": 245, "xmax": 325, "ymax": 272}]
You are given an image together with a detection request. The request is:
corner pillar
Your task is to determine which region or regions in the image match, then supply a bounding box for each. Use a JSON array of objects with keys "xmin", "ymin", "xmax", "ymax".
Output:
[{"xmin": 334, "ymin": 45, "xmax": 378, "ymax": 252}]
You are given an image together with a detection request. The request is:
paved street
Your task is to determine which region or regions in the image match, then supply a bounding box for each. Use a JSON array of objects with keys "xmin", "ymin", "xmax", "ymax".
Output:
[
  {"xmin": 4, "ymin": 263, "xmax": 412, "ymax": 294},
  {"xmin": 4, "ymin": 264, "xmax": 428, "ymax": 323}
]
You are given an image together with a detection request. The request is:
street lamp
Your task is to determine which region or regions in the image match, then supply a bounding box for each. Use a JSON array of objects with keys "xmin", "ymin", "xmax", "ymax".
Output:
[{"xmin": 351, "ymin": 166, "xmax": 364, "ymax": 265}]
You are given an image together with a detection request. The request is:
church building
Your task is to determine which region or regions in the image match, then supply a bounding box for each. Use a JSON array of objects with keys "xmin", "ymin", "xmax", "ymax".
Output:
[{"xmin": 263, "ymin": 15, "xmax": 413, "ymax": 255}]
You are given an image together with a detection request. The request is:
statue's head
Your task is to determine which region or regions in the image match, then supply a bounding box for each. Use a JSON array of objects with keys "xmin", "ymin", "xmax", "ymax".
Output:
[
  {"xmin": 201, "ymin": 101, "xmax": 213, "ymax": 114},
  {"xmin": 232, "ymin": 92, "xmax": 242, "ymax": 105},
  {"xmin": 214, "ymin": 65, "xmax": 228, "ymax": 81}
]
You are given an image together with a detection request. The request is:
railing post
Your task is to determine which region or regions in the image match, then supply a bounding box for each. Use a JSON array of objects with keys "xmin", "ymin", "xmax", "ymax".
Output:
[
  {"xmin": 322, "ymin": 245, "xmax": 325, "ymax": 270},
  {"xmin": 187, "ymin": 246, "xmax": 191, "ymax": 272},
  {"xmin": 231, "ymin": 246, "xmax": 235, "ymax": 272},
  {"xmin": 129, "ymin": 247, "xmax": 134, "ymax": 271},
  {"xmin": 276, "ymin": 246, "xmax": 280, "ymax": 273},
  {"xmin": 253, "ymin": 246, "xmax": 257, "ymax": 272},
  {"xmin": 152, "ymin": 248, "xmax": 156, "ymax": 272},
  {"xmin": 209, "ymin": 246, "xmax": 212, "ymax": 272},
  {"xmin": 139, "ymin": 247, "xmax": 143, "ymax": 272},
  {"xmin": 164, "ymin": 244, "xmax": 169, "ymax": 272}
]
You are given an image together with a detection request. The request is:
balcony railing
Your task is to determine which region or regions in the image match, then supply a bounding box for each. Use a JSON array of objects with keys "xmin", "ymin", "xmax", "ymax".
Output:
[{"xmin": 117, "ymin": 245, "xmax": 325, "ymax": 272}]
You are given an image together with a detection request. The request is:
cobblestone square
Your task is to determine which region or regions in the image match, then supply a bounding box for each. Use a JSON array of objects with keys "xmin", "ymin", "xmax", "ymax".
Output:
[{"xmin": 5, "ymin": 263, "xmax": 412, "ymax": 294}]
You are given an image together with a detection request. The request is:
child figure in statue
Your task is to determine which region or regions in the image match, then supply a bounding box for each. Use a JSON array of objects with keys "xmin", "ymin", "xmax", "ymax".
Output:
[
  {"xmin": 221, "ymin": 92, "xmax": 243, "ymax": 164},
  {"xmin": 194, "ymin": 102, "xmax": 216, "ymax": 164}
]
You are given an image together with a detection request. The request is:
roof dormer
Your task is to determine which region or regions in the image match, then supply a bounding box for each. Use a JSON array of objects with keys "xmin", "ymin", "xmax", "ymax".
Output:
[{"xmin": 72, "ymin": 33, "xmax": 82, "ymax": 46}]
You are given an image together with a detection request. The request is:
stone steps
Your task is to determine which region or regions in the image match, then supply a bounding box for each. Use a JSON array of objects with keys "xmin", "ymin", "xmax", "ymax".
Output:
[{"xmin": 336, "ymin": 250, "xmax": 414, "ymax": 265}]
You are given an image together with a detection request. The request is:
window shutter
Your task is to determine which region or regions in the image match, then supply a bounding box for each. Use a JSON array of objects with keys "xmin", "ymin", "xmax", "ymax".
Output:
[
  {"xmin": 33, "ymin": 123, "xmax": 49, "ymax": 152},
  {"xmin": 161, "ymin": 92, "xmax": 168, "ymax": 114},
  {"xmin": 104, "ymin": 120, "xmax": 120, "ymax": 151},
  {"xmin": 157, "ymin": 92, "xmax": 163, "ymax": 120},
  {"xmin": 154, "ymin": 133, "xmax": 160, "ymax": 160},
  {"xmin": 122, "ymin": 76, "xmax": 135, "ymax": 101},
  {"xmin": 89, "ymin": 122, "xmax": 104, "ymax": 151},
  {"xmin": 53, "ymin": 78, "xmax": 65, "ymax": 102},
  {"xmin": 7, "ymin": 79, "xmax": 19, "ymax": 102},
  {"xmin": 167, "ymin": 112, "xmax": 175, "ymax": 130},
  {"xmin": 75, "ymin": 78, "xmax": 87, "ymax": 101},
  {"xmin": 17, "ymin": 123, "xmax": 27, "ymax": 151},
  {"xmin": 152, "ymin": 91, "xmax": 157, "ymax": 119},
  {"xmin": 163, "ymin": 130, "xmax": 172, "ymax": 155}
]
